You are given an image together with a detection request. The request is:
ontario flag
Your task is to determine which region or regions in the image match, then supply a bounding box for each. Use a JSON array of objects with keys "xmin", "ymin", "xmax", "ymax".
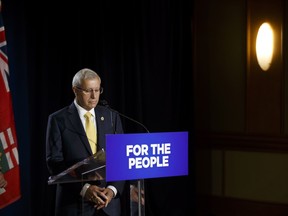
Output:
[{"xmin": 0, "ymin": 1, "xmax": 21, "ymax": 209}]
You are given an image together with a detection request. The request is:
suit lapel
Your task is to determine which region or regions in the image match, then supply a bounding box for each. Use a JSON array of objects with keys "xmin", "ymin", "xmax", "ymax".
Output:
[
  {"xmin": 68, "ymin": 103, "xmax": 93, "ymax": 155},
  {"xmin": 94, "ymin": 106, "xmax": 104, "ymax": 151},
  {"xmin": 95, "ymin": 107, "xmax": 106, "ymax": 151}
]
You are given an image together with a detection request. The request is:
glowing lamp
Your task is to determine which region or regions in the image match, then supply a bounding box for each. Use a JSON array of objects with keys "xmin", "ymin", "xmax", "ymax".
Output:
[{"xmin": 256, "ymin": 22, "xmax": 274, "ymax": 71}]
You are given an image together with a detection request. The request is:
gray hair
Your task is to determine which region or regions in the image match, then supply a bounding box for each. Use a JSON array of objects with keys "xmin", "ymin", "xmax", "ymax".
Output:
[{"xmin": 72, "ymin": 68, "xmax": 101, "ymax": 87}]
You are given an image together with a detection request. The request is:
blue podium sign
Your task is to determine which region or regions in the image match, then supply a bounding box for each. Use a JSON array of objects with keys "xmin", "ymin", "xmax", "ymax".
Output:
[{"xmin": 106, "ymin": 131, "xmax": 188, "ymax": 181}]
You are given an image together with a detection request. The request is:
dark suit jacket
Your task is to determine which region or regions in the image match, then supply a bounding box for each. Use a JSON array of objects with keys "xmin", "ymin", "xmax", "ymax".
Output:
[{"xmin": 46, "ymin": 102, "xmax": 125, "ymax": 216}]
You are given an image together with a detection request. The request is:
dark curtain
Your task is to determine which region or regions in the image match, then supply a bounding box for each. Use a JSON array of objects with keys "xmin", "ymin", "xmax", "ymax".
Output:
[{"xmin": 1, "ymin": 0, "xmax": 195, "ymax": 215}]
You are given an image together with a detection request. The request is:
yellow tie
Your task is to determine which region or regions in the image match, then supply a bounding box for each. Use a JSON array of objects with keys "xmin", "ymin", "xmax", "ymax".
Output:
[{"xmin": 84, "ymin": 112, "xmax": 97, "ymax": 154}]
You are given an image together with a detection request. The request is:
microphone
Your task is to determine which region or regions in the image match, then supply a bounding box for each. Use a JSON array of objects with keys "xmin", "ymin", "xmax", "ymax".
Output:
[{"xmin": 99, "ymin": 99, "xmax": 150, "ymax": 133}]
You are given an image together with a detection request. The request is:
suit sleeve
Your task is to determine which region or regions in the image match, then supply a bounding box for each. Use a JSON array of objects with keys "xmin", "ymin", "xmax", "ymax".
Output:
[{"xmin": 46, "ymin": 114, "xmax": 66, "ymax": 175}]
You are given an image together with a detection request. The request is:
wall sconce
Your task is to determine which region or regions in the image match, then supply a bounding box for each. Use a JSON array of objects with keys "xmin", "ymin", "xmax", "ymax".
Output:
[
  {"xmin": 246, "ymin": 0, "xmax": 283, "ymax": 134},
  {"xmin": 255, "ymin": 22, "xmax": 274, "ymax": 71}
]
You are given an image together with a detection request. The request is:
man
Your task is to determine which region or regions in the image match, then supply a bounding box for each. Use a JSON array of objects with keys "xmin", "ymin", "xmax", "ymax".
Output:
[{"xmin": 46, "ymin": 68, "xmax": 125, "ymax": 216}]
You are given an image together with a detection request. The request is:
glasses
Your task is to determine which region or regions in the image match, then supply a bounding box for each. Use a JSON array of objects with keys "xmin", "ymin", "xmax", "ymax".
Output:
[{"xmin": 76, "ymin": 86, "xmax": 103, "ymax": 95}]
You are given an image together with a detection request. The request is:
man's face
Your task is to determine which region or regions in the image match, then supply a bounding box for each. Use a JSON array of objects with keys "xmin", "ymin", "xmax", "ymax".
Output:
[{"xmin": 73, "ymin": 78, "xmax": 101, "ymax": 111}]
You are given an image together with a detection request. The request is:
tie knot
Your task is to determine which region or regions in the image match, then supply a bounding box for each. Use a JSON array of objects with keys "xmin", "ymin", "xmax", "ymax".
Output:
[{"xmin": 84, "ymin": 112, "xmax": 92, "ymax": 119}]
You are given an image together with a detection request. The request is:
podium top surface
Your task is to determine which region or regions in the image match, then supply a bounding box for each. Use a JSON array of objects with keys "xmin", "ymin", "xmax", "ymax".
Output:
[{"xmin": 48, "ymin": 149, "xmax": 106, "ymax": 185}]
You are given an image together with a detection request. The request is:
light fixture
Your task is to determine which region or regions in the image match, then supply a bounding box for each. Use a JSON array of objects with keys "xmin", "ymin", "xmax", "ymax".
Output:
[{"xmin": 255, "ymin": 22, "xmax": 274, "ymax": 71}]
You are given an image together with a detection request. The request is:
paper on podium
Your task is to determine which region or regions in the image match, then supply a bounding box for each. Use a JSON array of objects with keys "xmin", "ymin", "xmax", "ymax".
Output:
[{"xmin": 48, "ymin": 149, "xmax": 106, "ymax": 185}]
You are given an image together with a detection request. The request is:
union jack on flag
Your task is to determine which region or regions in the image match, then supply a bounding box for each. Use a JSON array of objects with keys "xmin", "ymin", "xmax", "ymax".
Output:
[{"xmin": 0, "ymin": 0, "xmax": 21, "ymax": 209}]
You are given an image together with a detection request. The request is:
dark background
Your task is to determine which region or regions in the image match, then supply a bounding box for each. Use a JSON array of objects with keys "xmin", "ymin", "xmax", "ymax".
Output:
[{"xmin": 0, "ymin": 0, "xmax": 195, "ymax": 216}]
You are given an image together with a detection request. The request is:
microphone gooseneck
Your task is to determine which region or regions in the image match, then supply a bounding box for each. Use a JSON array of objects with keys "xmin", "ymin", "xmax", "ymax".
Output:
[{"xmin": 99, "ymin": 99, "xmax": 150, "ymax": 133}]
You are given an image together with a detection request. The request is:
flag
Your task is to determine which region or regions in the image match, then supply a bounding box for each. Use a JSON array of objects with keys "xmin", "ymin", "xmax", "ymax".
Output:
[{"xmin": 0, "ymin": 1, "xmax": 21, "ymax": 209}]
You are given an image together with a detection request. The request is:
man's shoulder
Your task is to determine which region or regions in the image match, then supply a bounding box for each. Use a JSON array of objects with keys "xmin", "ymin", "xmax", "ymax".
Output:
[{"xmin": 49, "ymin": 103, "xmax": 74, "ymax": 117}]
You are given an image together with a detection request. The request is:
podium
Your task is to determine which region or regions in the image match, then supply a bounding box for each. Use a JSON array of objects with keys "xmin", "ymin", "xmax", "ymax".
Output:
[
  {"xmin": 48, "ymin": 131, "xmax": 188, "ymax": 216},
  {"xmin": 48, "ymin": 149, "xmax": 145, "ymax": 216},
  {"xmin": 48, "ymin": 150, "xmax": 106, "ymax": 185}
]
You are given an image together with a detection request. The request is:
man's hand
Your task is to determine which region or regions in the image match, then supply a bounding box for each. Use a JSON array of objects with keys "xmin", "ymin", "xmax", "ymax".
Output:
[
  {"xmin": 99, "ymin": 188, "xmax": 114, "ymax": 209},
  {"xmin": 84, "ymin": 185, "xmax": 114, "ymax": 209}
]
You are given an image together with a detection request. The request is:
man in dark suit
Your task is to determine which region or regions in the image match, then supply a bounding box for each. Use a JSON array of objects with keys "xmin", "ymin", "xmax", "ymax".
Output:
[{"xmin": 46, "ymin": 68, "xmax": 125, "ymax": 216}]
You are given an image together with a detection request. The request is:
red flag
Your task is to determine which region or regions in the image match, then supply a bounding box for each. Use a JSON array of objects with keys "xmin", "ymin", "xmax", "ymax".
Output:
[{"xmin": 0, "ymin": 1, "xmax": 21, "ymax": 209}]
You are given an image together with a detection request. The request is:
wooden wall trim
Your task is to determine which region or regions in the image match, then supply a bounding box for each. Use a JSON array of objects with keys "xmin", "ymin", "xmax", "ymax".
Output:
[
  {"xmin": 210, "ymin": 196, "xmax": 288, "ymax": 216},
  {"xmin": 196, "ymin": 133, "xmax": 288, "ymax": 152}
]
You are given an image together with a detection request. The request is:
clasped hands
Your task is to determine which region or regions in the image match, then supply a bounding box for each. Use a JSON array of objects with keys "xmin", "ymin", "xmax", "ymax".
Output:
[{"xmin": 84, "ymin": 185, "xmax": 114, "ymax": 210}]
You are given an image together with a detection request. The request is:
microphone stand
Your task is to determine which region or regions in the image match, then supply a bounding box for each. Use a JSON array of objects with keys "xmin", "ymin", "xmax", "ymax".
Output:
[{"xmin": 99, "ymin": 100, "xmax": 148, "ymax": 216}]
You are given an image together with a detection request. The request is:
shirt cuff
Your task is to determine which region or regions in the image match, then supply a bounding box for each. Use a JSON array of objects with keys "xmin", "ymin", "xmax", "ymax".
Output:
[
  {"xmin": 80, "ymin": 183, "xmax": 91, "ymax": 197},
  {"xmin": 107, "ymin": 185, "xmax": 117, "ymax": 197}
]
